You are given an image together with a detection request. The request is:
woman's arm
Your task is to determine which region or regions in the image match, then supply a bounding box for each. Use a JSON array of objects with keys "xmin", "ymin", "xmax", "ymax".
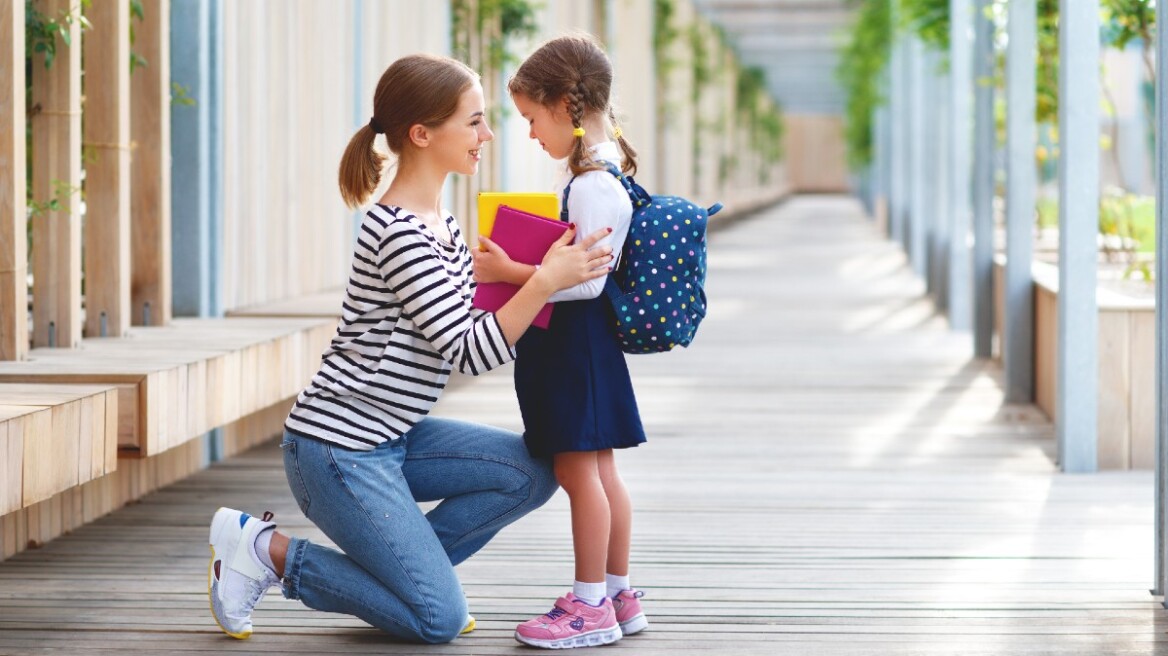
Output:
[{"xmin": 493, "ymin": 226, "xmax": 613, "ymax": 345}]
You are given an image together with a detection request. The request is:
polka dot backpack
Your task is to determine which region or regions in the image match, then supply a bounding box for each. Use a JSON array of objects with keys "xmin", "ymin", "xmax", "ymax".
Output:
[{"xmin": 561, "ymin": 163, "xmax": 722, "ymax": 354}]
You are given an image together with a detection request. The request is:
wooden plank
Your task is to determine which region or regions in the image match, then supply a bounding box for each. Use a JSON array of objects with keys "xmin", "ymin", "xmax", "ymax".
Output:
[
  {"xmin": 130, "ymin": 0, "xmax": 172, "ymax": 327},
  {"xmin": 82, "ymin": 0, "xmax": 131, "ymax": 338},
  {"xmin": 1129, "ymin": 310, "xmax": 1156, "ymax": 469},
  {"xmin": 1097, "ymin": 311, "xmax": 1131, "ymax": 469},
  {"xmin": 29, "ymin": 0, "xmax": 83, "ymax": 349},
  {"xmin": 0, "ymin": 0, "xmax": 27, "ymax": 361},
  {"xmin": 0, "ymin": 413, "xmax": 24, "ymax": 514}
]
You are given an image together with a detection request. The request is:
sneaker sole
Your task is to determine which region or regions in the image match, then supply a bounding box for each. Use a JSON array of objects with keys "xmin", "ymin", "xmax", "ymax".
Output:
[
  {"xmin": 619, "ymin": 614, "xmax": 648, "ymax": 635},
  {"xmin": 514, "ymin": 625, "xmax": 622, "ymax": 649},
  {"xmin": 208, "ymin": 508, "xmax": 252, "ymax": 640}
]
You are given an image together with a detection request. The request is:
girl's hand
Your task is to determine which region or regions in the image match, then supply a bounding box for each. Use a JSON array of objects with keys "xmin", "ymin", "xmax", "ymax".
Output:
[
  {"xmin": 533, "ymin": 226, "xmax": 614, "ymax": 292},
  {"xmin": 472, "ymin": 236, "xmax": 514, "ymax": 284}
]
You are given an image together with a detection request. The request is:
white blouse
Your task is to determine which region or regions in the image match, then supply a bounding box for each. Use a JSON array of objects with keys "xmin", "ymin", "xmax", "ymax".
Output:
[{"xmin": 547, "ymin": 141, "xmax": 634, "ymax": 303}]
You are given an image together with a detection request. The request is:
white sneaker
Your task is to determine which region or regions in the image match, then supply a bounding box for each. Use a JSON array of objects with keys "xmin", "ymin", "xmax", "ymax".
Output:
[{"xmin": 208, "ymin": 507, "xmax": 279, "ymax": 639}]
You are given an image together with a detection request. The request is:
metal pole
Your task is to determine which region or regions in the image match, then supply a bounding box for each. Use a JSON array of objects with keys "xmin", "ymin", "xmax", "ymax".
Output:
[
  {"xmin": 1004, "ymin": 0, "xmax": 1036, "ymax": 403},
  {"xmin": 1153, "ymin": 0, "xmax": 1167, "ymax": 601},
  {"xmin": 948, "ymin": 0, "xmax": 974, "ymax": 332},
  {"xmin": 1055, "ymin": 0, "xmax": 1099, "ymax": 473},
  {"xmin": 971, "ymin": 0, "xmax": 995, "ymax": 358},
  {"xmin": 909, "ymin": 38, "xmax": 928, "ymax": 278}
]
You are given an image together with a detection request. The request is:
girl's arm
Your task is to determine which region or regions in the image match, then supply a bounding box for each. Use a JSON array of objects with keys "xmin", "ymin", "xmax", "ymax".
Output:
[{"xmin": 548, "ymin": 174, "xmax": 630, "ymax": 302}]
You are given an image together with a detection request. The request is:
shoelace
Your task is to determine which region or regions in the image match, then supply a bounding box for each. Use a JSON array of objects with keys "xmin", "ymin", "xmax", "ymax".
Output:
[{"xmin": 545, "ymin": 606, "xmax": 568, "ymax": 620}]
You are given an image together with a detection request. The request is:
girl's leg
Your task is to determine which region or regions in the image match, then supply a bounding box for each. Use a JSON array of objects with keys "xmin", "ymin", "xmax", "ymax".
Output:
[
  {"xmin": 596, "ymin": 449, "xmax": 632, "ymax": 577},
  {"xmin": 279, "ymin": 431, "xmax": 468, "ymax": 644},
  {"xmin": 554, "ymin": 451, "xmax": 610, "ymax": 585},
  {"xmin": 398, "ymin": 417, "xmax": 558, "ymax": 565}
]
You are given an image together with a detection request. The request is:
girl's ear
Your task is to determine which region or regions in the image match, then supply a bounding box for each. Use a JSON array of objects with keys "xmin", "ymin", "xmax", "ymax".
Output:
[{"xmin": 408, "ymin": 124, "xmax": 430, "ymax": 149}]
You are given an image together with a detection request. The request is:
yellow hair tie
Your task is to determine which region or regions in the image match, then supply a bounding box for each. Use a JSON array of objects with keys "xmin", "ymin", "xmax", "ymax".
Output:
[
  {"xmin": 572, "ymin": 127, "xmax": 586, "ymax": 138},
  {"xmin": 612, "ymin": 126, "xmax": 623, "ymax": 139}
]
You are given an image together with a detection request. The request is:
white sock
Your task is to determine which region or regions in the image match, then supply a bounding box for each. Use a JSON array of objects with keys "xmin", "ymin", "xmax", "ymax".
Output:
[
  {"xmin": 606, "ymin": 573, "xmax": 630, "ymax": 599},
  {"xmin": 253, "ymin": 527, "xmax": 277, "ymax": 576},
  {"xmin": 572, "ymin": 580, "xmax": 606, "ymax": 606}
]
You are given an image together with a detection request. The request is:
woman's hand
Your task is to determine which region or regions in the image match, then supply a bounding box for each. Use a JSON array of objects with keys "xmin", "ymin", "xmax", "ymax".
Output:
[
  {"xmin": 533, "ymin": 226, "xmax": 614, "ymax": 292},
  {"xmin": 472, "ymin": 236, "xmax": 516, "ymax": 284}
]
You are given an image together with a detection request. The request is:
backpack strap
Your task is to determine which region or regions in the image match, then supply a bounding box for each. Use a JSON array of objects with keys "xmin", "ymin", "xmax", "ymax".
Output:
[{"xmin": 560, "ymin": 163, "xmax": 644, "ymax": 221}]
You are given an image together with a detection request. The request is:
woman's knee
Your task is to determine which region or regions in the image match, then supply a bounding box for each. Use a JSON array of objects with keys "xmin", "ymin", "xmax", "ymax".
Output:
[{"xmin": 413, "ymin": 596, "xmax": 469, "ymax": 644}]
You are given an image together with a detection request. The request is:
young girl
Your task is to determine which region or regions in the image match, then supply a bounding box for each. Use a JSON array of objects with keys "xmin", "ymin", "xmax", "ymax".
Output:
[
  {"xmin": 206, "ymin": 53, "xmax": 615, "ymax": 645},
  {"xmin": 472, "ymin": 34, "xmax": 648, "ymax": 649}
]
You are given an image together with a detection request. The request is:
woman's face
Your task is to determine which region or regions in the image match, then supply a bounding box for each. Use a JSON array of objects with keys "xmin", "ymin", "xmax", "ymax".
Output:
[
  {"xmin": 512, "ymin": 93, "xmax": 574, "ymax": 161},
  {"xmin": 429, "ymin": 82, "xmax": 493, "ymax": 176}
]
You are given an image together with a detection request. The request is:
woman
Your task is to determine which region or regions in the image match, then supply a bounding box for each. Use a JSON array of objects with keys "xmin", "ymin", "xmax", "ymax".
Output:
[{"xmin": 206, "ymin": 53, "xmax": 613, "ymax": 645}]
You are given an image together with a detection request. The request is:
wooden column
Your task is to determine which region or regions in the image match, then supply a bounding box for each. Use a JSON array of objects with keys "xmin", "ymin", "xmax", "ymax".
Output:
[
  {"xmin": 30, "ymin": 0, "xmax": 82, "ymax": 348},
  {"xmin": 131, "ymin": 0, "xmax": 172, "ymax": 327},
  {"xmin": 1153, "ymin": 0, "xmax": 1168, "ymax": 601},
  {"xmin": 83, "ymin": 0, "xmax": 131, "ymax": 338},
  {"xmin": 948, "ymin": 0, "xmax": 973, "ymax": 332},
  {"xmin": 1005, "ymin": 0, "xmax": 1037, "ymax": 403},
  {"xmin": 971, "ymin": 0, "xmax": 995, "ymax": 358},
  {"xmin": 1055, "ymin": 0, "xmax": 1099, "ymax": 473},
  {"xmin": 0, "ymin": 0, "xmax": 26, "ymax": 360}
]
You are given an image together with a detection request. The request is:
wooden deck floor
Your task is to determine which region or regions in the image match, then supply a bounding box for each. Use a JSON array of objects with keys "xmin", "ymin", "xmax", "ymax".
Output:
[{"xmin": 0, "ymin": 196, "xmax": 1161, "ymax": 654}]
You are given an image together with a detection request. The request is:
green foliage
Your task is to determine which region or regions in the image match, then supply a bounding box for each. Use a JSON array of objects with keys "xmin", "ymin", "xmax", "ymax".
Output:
[
  {"xmin": 898, "ymin": 0, "xmax": 949, "ymax": 50},
  {"xmin": 450, "ymin": 0, "xmax": 540, "ymax": 69},
  {"xmin": 836, "ymin": 0, "xmax": 890, "ymax": 168},
  {"xmin": 25, "ymin": 0, "xmax": 91, "ymax": 69},
  {"xmin": 1101, "ymin": 0, "xmax": 1155, "ymax": 49},
  {"xmin": 129, "ymin": 0, "xmax": 147, "ymax": 73}
]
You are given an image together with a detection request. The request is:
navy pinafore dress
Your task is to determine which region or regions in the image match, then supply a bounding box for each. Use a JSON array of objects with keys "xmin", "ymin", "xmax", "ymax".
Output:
[{"xmin": 513, "ymin": 164, "xmax": 647, "ymax": 458}]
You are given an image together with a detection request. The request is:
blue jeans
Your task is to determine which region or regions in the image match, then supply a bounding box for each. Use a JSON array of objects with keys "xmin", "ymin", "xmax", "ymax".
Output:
[{"xmin": 279, "ymin": 418, "xmax": 557, "ymax": 643}]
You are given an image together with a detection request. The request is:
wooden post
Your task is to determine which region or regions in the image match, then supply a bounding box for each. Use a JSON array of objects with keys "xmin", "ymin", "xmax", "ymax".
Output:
[
  {"xmin": 83, "ymin": 0, "xmax": 132, "ymax": 338},
  {"xmin": 1056, "ymin": 0, "xmax": 1099, "ymax": 473},
  {"xmin": 131, "ymin": 0, "xmax": 172, "ymax": 327},
  {"xmin": 972, "ymin": 0, "xmax": 995, "ymax": 358},
  {"xmin": 948, "ymin": 0, "xmax": 973, "ymax": 332},
  {"xmin": 1153, "ymin": 0, "xmax": 1167, "ymax": 601},
  {"xmin": 30, "ymin": 0, "xmax": 83, "ymax": 348},
  {"xmin": 0, "ymin": 0, "xmax": 27, "ymax": 360},
  {"xmin": 1005, "ymin": 0, "xmax": 1036, "ymax": 402}
]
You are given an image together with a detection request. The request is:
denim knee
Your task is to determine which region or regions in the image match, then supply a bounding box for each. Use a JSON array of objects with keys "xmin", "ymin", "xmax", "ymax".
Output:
[
  {"xmin": 527, "ymin": 457, "xmax": 559, "ymax": 507},
  {"xmin": 415, "ymin": 595, "xmax": 468, "ymax": 644}
]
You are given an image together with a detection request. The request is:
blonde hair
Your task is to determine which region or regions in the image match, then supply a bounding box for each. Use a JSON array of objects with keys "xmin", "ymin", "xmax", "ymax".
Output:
[
  {"xmin": 508, "ymin": 33, "xmax": 638, "ymax": 177},
  {"xmin": 338, "ymin": 54, "xmax": 479, "ymax": 209}
]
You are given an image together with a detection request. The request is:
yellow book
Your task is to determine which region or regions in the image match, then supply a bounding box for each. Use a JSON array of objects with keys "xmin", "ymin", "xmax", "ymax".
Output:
[{"xmin": 476, "ymin": 192, "xmax": 560, "ymax": 241}]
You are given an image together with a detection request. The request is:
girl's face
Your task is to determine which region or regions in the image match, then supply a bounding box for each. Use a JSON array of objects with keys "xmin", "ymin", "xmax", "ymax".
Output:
[
  {"xmin": 429, "ymin": 82, "xmax": 493, "ymax": 176},
  {"xmin": 512, "ymin": 93, "xmax": 574, "ymax": 160}
]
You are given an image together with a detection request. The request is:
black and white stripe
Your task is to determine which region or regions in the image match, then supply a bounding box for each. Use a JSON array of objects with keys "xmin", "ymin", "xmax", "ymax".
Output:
[{"xmin": 286, "ymin": 204, "xmax": 515, "ymax": 450}]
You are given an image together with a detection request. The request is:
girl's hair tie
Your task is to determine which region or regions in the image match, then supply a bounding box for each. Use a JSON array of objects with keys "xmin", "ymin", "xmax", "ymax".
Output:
[
  {"xmin": 368, "ymin": 116, "xmax": 383, "ymax": 134},
  {"xmin": 572, "ymin": 127, "xmax": 586, "ymax": 138},
  {"xmin": 612, "ymin": 126, "xmax": 623, "ymax": 139}
]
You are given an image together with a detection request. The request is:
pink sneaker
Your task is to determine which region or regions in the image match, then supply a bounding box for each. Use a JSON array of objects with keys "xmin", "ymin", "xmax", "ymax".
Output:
[
  {"xmin": 612, "ymin": 589, "xmax": 648, "ymax": 635},
  {"xmin": 514, "ymin": 593, "xmax": 622, "ymax": 649}
]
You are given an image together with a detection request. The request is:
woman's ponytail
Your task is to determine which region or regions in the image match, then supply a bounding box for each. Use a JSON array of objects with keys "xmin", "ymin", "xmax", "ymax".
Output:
[{"xmin": 338, "ymin": 124, "xmax": 386, "ymax": 209}]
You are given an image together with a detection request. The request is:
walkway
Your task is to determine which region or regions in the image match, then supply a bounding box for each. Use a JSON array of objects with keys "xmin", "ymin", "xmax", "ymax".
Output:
[{"xmin": 0, "ymin": 196, "xmax": 1159, "ymax": 654}]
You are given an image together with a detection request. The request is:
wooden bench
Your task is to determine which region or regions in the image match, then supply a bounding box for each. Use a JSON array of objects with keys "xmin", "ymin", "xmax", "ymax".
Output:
[
  {"xmin": 0, "ymin": 317, "xmax": 337, "ymax": 457},
  {"xmin": 0, "ymin": 384, "xmax": 118, "ymax": 516}
]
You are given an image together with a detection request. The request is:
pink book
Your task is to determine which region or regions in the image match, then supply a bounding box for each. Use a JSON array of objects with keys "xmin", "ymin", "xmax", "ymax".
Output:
[{"xmin": 472, "ymin": 204, "xmax": 569, "ymax": 329}]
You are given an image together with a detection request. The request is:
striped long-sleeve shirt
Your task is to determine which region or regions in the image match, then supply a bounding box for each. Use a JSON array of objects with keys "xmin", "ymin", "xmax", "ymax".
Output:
[{"xmin": 285, "ymin": 204, "xmax": 515, "ymax": 450}]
